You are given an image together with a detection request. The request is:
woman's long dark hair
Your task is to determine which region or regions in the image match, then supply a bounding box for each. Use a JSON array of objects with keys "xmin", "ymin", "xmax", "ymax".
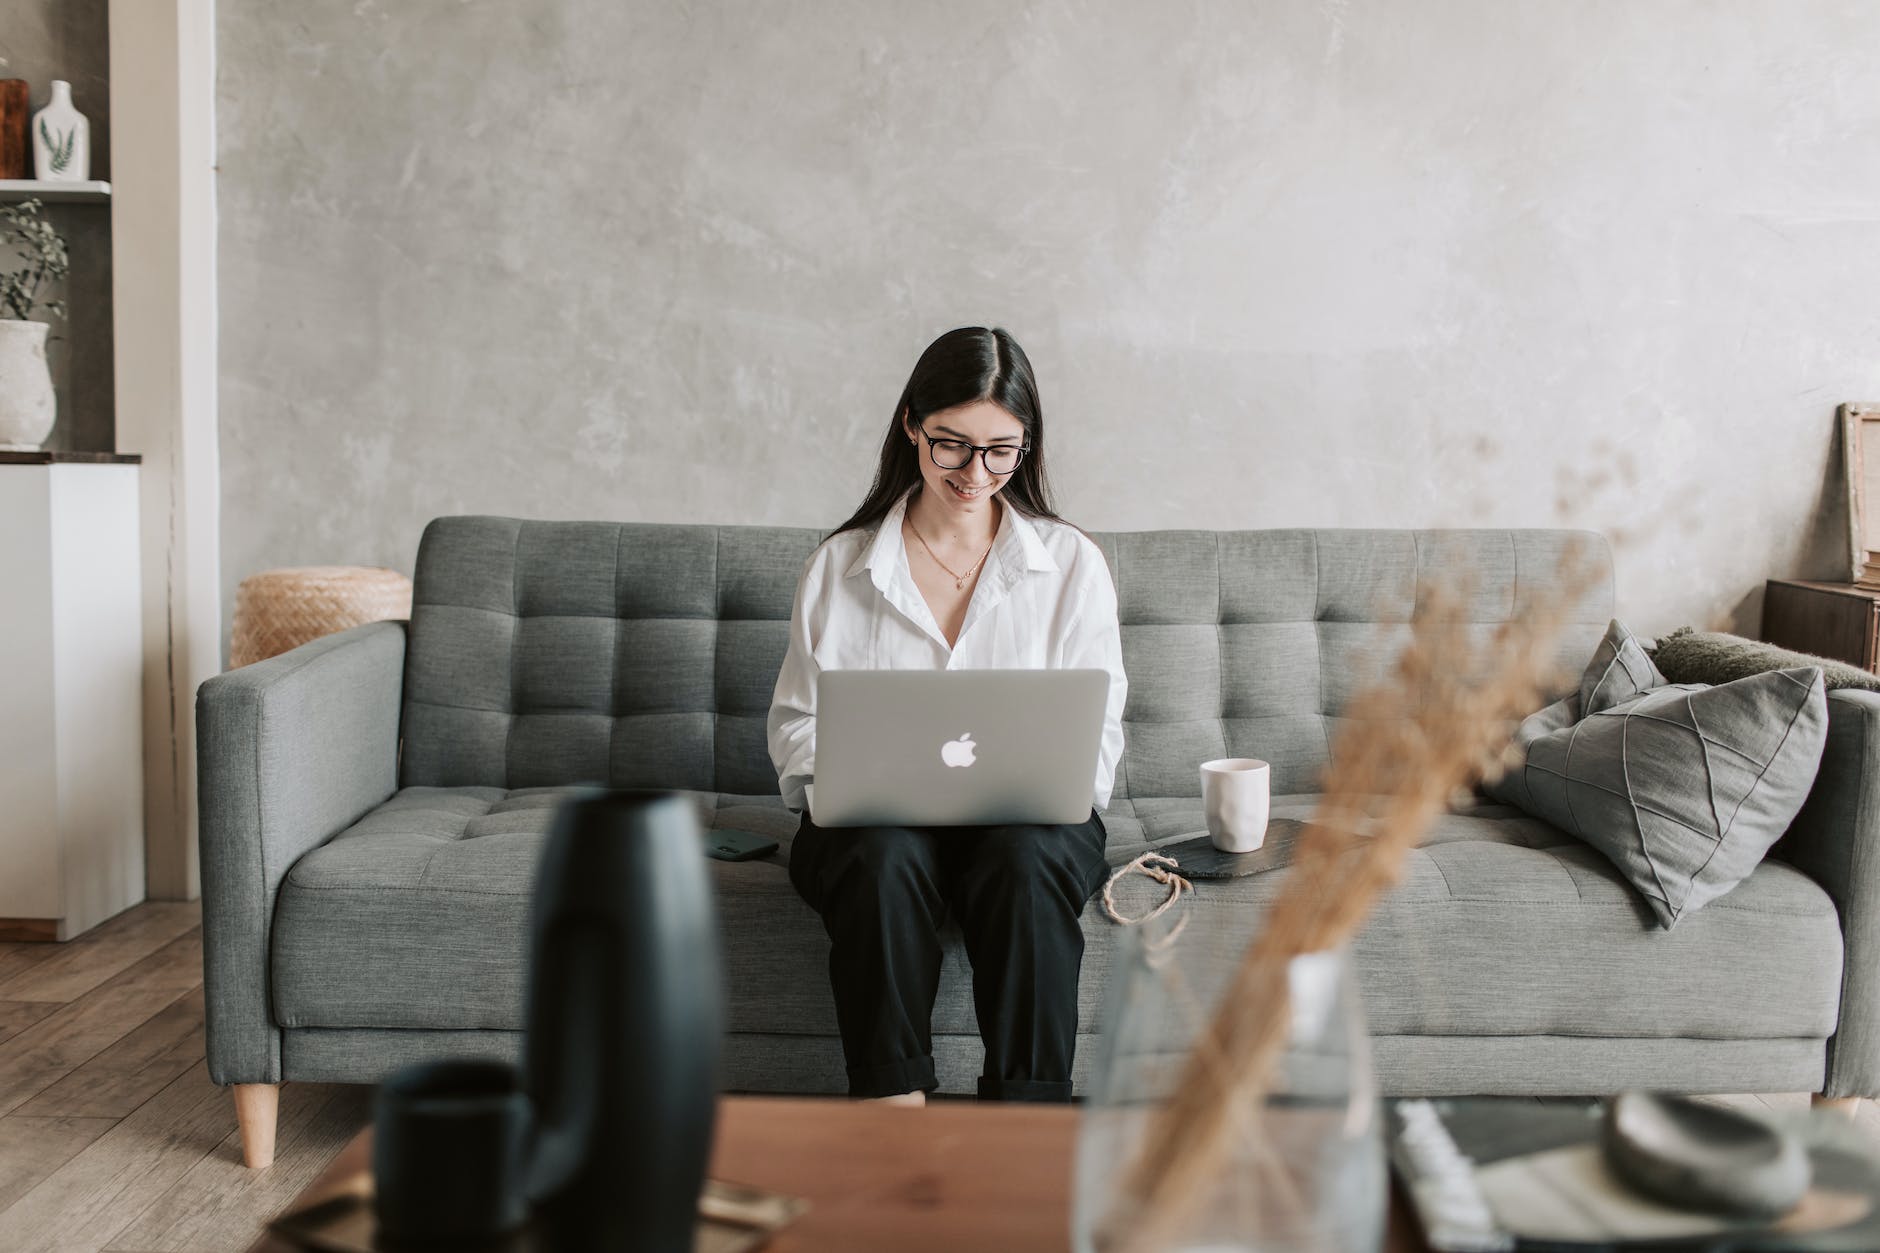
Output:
[{"xmin": 830, "ymin": 326, "xmax": 1065, "ymax": 538}]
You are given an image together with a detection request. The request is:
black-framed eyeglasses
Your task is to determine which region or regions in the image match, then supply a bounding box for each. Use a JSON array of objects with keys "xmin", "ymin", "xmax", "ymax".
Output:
[{"xmin": 917, "ymin": 430, "xmax": 1030, "ymax": 475}]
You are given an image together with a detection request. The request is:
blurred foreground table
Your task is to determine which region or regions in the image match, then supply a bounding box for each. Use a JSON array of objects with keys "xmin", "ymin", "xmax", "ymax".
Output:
[{"xmin": 258, "ymin": 1094, "xmax": 1423, "ymax": 1251}]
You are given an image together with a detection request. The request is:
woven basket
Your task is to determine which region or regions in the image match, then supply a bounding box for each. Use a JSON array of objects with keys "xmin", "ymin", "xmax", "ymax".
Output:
[{"xmin": 229, "ymin": 565, "xmax": 414, "ymax": 669}]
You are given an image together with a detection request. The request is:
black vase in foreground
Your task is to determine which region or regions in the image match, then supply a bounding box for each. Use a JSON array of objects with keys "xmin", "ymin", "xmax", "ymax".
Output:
[{"xmin": 523, "ymin": 789, "xmax": 724, "ymax": 1252}]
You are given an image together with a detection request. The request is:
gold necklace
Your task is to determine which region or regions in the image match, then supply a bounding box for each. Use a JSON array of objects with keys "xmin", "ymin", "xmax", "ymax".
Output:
[{"xmin": 907, "ymin": 516, "xmax": 995, "ymax": 590}]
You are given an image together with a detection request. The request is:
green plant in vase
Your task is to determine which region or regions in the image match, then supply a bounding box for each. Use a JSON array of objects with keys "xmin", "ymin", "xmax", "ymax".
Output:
[
  {"xmin": 0, "ymin": 197, "xmax": 70, "ymax": 322},
  {"xmin": 0, "ymin": 198, "xmax": 70, "ymax": 450}
]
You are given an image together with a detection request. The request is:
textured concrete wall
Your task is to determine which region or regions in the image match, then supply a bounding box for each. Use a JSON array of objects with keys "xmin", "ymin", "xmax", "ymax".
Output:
[
  {"xmin": 0, "ymin": 0, "xmax": 113, "ymax": 453},
  {"xmin": 217, "ymin": 1, "xmax": 1880, "ymax": 648}
]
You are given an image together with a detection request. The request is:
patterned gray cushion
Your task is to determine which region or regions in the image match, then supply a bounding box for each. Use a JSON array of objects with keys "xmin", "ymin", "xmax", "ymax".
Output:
[
  {"xmin": 1581, "ymin": 617, "xmax": 1669, "ymax": 714},
  {"xmin": 1492, "ymin": 619, "xmax": 1664, "ymax": 757},
  {"xmin": 1491, "ymin": 620, "xmax": 1829, "ymax": 929}
]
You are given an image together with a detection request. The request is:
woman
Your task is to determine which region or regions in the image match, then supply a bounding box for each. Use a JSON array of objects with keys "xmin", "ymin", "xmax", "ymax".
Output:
[{"xmin": 766, "ymin": 325, "xmax": 1127, "ymax": 1105}]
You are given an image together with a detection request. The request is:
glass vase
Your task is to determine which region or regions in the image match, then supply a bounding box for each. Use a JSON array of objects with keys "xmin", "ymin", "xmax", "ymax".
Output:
[{"xmin": 1073, "ymin": 918, "xmax": 1385, "ymax": 1253}]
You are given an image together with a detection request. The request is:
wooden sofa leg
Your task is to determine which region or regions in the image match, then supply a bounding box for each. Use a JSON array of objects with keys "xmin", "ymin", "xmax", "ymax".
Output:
[
  {"xmin": 1812, "ymin": 1093, "xmax": 1863, "ymax": 1121},
  {"xmin": 234, "ymin": 1083, "xmax": 280, "ymax": 1169}
]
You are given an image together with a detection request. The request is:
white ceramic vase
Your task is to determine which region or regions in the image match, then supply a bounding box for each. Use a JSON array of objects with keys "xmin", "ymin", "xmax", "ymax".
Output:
[
  {"xmin": 32, "ymin": 80, "xmax": 89, "ymax": 182},
  {"xmin": 0, "ymin": 320, "xmax": 57, "ymax": 449}
]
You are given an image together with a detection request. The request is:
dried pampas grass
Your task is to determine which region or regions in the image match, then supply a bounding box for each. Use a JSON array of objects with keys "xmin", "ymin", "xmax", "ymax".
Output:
[{"xmin": 1100, "ymin": 547, "xmax": 1600, "ymax": 1252}]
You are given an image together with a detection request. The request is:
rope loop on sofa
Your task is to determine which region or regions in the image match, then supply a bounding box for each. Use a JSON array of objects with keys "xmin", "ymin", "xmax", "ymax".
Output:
[{"xmin": 1100, "ymin": 851, "xmax": 1194, "ymax": 961}]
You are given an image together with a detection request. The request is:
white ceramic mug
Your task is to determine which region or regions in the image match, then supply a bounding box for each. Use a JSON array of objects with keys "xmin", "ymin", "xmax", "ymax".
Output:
[{"xmin": 1200, "ymin": 758, "xmax": 1271, "ymax": 853}]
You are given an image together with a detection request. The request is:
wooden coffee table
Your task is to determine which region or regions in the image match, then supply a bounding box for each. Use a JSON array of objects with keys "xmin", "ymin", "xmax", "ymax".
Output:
[{"xmin": 255, "ymin": 1095, "xmax": 1424, "ymax": 1251}]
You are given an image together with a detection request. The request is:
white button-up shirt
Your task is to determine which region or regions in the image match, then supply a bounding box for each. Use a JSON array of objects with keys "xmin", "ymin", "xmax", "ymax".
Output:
[{"xmin": 766, "ymin": 487, "xmax": 1128, "ymax": 815}]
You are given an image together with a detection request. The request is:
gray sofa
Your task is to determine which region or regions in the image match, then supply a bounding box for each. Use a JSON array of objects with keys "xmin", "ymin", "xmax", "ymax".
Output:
[{"xmin": 199, "ymin": 517, "xmax": 1880, "ymax": 1166}]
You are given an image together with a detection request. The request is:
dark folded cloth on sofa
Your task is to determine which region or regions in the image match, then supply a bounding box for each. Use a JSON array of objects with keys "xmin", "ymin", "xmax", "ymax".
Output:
[{"xmin": 1650, "ymin": 626, "xmax": 1880, "ymax": 692}]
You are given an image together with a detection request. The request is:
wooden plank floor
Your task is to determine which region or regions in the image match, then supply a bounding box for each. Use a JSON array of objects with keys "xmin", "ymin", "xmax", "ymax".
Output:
[
  {"xmin": 0, "ymin": 902, "xmax": 371, "ymax": 1253},
  {"xmin": 0, "ymin": 900, "xmax": 1875, "ymax": 1251}
]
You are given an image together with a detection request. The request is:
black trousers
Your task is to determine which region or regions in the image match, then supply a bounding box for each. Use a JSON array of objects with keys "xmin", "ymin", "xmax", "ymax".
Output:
[{"xmin": 788, "ymin": 811, "xmax": 1110, "ymax": 1102}]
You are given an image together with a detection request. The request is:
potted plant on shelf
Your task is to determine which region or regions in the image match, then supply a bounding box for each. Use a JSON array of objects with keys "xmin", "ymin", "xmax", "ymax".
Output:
[{"xmin": 0, "ymin": 197, "xmax": 68, "ymax": 450}]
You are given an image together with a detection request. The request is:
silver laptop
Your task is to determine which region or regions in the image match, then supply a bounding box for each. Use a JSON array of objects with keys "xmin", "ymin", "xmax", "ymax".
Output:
[{"xmin": 809, "ymin": 669, "xmax": 1110, "ymax": 828}]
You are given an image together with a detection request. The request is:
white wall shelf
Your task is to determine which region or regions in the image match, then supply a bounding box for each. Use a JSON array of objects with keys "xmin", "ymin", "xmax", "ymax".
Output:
[{"xmin": 0, "ymin": 179, "xmax": 112, "ymax": 203}]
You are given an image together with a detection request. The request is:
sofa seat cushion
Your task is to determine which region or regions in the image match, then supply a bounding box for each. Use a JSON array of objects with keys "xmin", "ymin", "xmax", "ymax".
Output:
[
  {"xmin": 271, "ymin": 787, "xmax": 1843, "ymax": 1046},
  {"xmin": 272, "ymin": 786, "xmax": 800, "ymax": 1033}
]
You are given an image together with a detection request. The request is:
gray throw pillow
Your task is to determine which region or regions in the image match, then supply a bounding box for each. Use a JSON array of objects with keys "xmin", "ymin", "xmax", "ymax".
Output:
[
  {"xmin": 1650, "ymin": 626, "xmax": 1880, "ymax": 693},
  {"xmin": 1581, "ymin": 617, "xmax": 1669, "ymax": 714},
  {"xmin": 1493, "ymin": 656, "xmax": 1829, "ymax": 929},
  {"xmin": 1491, "ymin": 619, "xmax": 1665, "ymax": 769}
]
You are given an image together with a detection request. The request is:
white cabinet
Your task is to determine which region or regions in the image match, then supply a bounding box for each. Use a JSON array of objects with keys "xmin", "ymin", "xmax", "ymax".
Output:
[{"xmin": 0, "ymin": 455, "xmax": 145, "ymax": 939}]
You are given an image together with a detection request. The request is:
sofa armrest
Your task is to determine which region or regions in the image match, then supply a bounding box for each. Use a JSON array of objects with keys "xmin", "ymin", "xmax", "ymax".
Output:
[
  {"xmin": 196, "ymin": 620, "xmax": 406, "ymax": 1086},
  {"xmin": 1775, "ymin": 688, "xmax": 1880, "ymax": 1098}
]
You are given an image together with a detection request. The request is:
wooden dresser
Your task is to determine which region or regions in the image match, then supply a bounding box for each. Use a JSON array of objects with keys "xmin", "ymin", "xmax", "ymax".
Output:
[{"xmin": 1763, "ymin": 579, "xmax": 1880, "ymax": 672}]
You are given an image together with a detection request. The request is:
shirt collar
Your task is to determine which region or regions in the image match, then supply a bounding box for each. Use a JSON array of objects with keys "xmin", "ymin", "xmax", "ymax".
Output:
[
  {"xmin": 1000, "ymin": 500, "xmax": 1060, "ymax": 575},
  {"xmin": 844, "ymin": 486, "xmax": 1058, "ymax": 589}
]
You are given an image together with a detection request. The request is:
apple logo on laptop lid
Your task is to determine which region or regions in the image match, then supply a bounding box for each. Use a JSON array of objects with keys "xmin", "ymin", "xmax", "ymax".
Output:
[{"xmin": 941, "ymin": 733, "xmax": 976, "ymax": 769}]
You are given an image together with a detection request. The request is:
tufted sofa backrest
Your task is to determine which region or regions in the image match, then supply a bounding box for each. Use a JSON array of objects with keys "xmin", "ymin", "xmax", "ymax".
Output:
[{"xmin": 400, "ymin": 518, "xmax": 1613, "ymax": 798}]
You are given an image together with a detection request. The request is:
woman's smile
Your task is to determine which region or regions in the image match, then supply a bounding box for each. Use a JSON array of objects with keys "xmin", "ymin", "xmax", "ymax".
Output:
[{"xmin": 905, "ymin": 398, "xmax": 1027, "ymax": 521}]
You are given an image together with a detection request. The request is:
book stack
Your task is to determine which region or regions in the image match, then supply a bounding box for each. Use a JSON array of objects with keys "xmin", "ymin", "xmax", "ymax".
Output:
[{"xmin": 1859, "ymin": 551, "xmax": 1880, "ymax": 592}]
